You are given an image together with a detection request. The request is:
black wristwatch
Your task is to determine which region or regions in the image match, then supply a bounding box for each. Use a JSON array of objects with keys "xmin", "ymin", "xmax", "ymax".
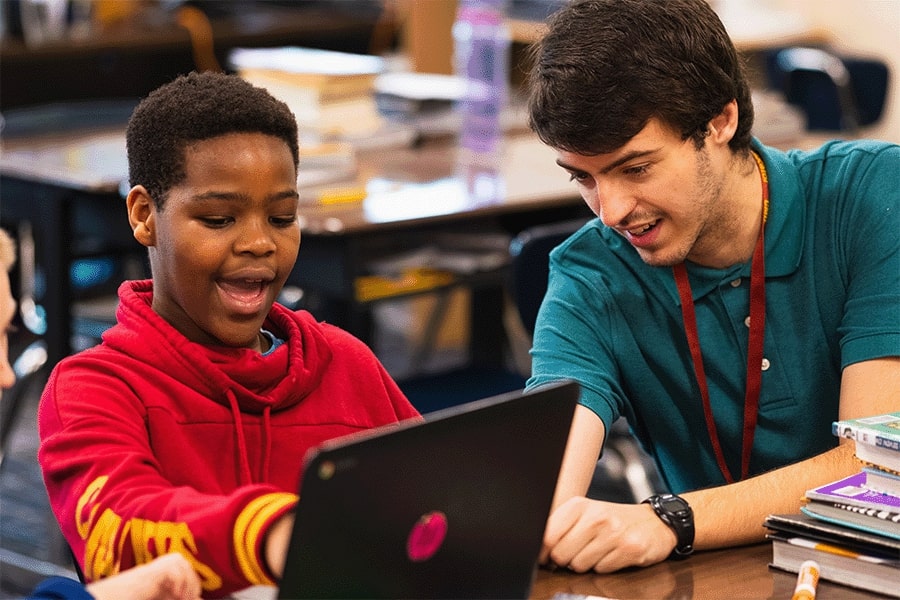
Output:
[{"xmin": 643, "ymin": 493, "xmax": 694, "ymax": 559}]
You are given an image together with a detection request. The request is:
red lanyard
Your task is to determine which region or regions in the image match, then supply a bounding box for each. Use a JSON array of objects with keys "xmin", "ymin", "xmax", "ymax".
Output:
[{"xmin": 672, "ymin": 151, "xmax": 769, "ymax": 483}]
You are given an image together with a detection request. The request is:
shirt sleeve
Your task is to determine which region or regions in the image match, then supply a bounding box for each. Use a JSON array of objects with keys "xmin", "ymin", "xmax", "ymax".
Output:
[
  {"xmin": 833, "ymin": 144, "xmax": 900, "ymax": 366},
  {"xmin": 526, "ymin": 243, "xmax": 626, "ymax": 435},
  {"xmin": 27, "ymin": 577, "xmax": 94, "ymax": 600}
]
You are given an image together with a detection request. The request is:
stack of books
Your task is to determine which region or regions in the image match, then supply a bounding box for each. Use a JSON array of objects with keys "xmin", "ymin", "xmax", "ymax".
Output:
[
  {"xmin": 228, "ymin": 46, "xmax": 394, "ymax": 143},
  {"xmin": 765, "ymin": 411, "xmax": 900, "ymax": 597}
]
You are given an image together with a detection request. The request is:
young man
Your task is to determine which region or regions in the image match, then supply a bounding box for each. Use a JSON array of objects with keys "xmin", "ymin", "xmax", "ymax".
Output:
[
  {"xmin": 37, "ymin": 73, "xmax": 420, "ymax": 597},
  {"xmin": 1, "ymin": 229, "xmax": 202, "ymax": 600},
  {"xmin": 526, "ymin": 0, "xmax": 900, "ymax": 573}
]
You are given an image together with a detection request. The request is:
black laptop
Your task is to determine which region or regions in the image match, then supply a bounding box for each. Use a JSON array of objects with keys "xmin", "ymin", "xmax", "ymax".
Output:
[{"xmin": 277, "ymin": 379, "xmax": 579, "ymax": 599}]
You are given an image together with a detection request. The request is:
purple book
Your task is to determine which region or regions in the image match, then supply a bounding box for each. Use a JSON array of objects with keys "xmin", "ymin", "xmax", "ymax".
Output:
[{"xmin": 806, "ymin": 472, "xmax": 900, "ymax": 512}]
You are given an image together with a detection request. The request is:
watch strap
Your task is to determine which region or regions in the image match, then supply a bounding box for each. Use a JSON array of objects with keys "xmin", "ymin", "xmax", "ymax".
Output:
[{"xmin": 643, "ymin": 493, "xmax": 695, "ymax": 559}]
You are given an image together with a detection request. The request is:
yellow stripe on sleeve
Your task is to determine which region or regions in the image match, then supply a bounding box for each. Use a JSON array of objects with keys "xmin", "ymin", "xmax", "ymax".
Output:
[{"xmin": 234, "ymin": 492, "xmax": 298, "ymax": 586}]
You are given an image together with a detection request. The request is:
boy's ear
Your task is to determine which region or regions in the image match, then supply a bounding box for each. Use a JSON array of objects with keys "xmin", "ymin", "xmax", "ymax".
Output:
[{"xmin": 126, "ymin": 185, "xmax": 156, "ymax": 247}]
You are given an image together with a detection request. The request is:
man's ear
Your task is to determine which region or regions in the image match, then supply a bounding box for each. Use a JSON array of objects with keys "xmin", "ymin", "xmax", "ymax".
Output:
[
  {"xmin": 707, "ymin": 99, "xmax": 739, "ymax": 146},
  {"xmin": 126, "ymin": 185, "xmax": 156, "ymax": 247}
]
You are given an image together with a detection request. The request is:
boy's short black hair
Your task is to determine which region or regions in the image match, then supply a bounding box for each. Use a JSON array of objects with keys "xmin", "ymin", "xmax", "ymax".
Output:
[
  {"xmin": 528, "ymin": 0, "xmax": 754, "ymax": 155},
  {"xmin": 126, "ymin": 71, "xmax": 299, "ymax": 209}
]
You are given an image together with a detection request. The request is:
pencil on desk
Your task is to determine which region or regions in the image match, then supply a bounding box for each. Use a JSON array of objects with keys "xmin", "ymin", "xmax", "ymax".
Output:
[{"xmin": 314, "ymin": 186, "xmax": 367, "ymax": 205}]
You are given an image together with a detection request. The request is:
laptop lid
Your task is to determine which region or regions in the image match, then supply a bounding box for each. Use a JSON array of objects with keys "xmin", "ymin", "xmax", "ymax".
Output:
[{"xmin": 277, "ymin": 379, "xmax": 579, "ymax": 599}]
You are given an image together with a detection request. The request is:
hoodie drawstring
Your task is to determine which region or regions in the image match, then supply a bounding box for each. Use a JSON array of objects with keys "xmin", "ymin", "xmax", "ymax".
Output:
[
  {"xmin": 261, "ymin": 406, "xmax": 272, "ymax": 482},
  {"xmin": 227, "ymin": 389, "xmax": 253, "ymax": 485}
]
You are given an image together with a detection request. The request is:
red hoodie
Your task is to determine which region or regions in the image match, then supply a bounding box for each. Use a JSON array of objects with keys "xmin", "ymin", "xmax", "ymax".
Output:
[{"xmin": 38, "ymin": 279, "xmax": 420, "ymax": 597}]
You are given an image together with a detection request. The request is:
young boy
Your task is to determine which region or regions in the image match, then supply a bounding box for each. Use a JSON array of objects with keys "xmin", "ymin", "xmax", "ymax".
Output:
[{"xmin": 37, "ymin": 72, "xmax": 420, "ymax": 597}]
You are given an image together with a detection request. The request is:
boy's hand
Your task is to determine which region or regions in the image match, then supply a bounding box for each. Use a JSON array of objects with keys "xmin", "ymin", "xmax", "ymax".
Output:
[{"xmin": 86, "ymin": 552, "xmax": 202, "ymax": 600}]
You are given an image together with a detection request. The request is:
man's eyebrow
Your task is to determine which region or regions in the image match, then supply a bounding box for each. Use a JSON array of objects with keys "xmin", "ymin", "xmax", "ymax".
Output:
[{"xmin": 556, "ymin": 148, "xmax": 661, "ymax": 175}]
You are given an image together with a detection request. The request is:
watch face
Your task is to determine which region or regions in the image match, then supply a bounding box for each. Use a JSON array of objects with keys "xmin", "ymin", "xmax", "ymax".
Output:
[{"xmin": 660, "ymin": 495, "xmax": 690, "ymax": 515}]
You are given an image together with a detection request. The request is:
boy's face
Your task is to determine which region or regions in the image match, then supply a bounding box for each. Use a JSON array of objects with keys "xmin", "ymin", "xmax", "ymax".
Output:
[{"xmin": 130, "ymin": 132, "xmax": 300, "ymax": 351}]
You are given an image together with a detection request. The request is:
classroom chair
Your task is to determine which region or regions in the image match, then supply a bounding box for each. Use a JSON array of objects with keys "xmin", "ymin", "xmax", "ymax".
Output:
[{"xmin": 765, "ymin": 46, "xmax": 890, "ymax": 132}]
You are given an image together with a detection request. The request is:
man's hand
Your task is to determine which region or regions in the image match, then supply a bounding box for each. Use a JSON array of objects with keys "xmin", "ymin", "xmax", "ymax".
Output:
[{"xmin": 540, "ymin": 496, "xmax": 676, "ymax": 573}]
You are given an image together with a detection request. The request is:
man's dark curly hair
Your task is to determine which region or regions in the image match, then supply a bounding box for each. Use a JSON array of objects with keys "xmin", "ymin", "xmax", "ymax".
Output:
[
  {"xmin": 528, "ymin": 0, "xmax": 754, "ymax": 156},
  {"xmin": 126, "ymin": 71, "xmax": 299, "ymax": 209}
]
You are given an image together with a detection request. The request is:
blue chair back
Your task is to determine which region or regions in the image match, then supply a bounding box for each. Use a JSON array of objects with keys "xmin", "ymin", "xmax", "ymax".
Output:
[
  {"xmin": 765, "ymin": 46, "xmax": 889, "ymax": 131},
  {"xmin": 509, "ymin": 218, "xmax": 591, "ymax": 337}
]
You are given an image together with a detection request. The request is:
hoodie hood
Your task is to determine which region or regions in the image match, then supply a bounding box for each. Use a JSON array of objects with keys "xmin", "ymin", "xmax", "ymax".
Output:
[{"xmin": 103, "ymin": 279, "xmax": 333, "ymax": 415}]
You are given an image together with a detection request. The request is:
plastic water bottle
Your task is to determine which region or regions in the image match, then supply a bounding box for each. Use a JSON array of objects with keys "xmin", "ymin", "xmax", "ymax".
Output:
[
  {"xmin": 453, "ymin": 0, "xmax": 510, "ymax": 203},
  {"xmin": 453, "ymin": 0, "xmax": 510, "ymax": 161}
]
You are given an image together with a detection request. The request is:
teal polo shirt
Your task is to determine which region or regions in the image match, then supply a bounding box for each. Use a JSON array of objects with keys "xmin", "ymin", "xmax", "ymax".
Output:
[{"xmin": 527, "ymin": 139, "xmax": 900, "ymax": 494}]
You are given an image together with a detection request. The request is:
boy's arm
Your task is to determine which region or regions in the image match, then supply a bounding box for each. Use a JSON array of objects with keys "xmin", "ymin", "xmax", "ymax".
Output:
[
  {"xmin": 541, "ymin": 357, "xmax": 900, "ymax": 572},
  {"xmin": 263, "ymin": 513, "xmax": 295, "ymax": 579},
  {"xmin": 38, "ymin": 366, "xmax": 296, "ymax": 597}
]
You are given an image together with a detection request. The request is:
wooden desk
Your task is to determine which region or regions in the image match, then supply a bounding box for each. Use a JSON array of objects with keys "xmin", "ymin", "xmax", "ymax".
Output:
[
  {"xmin": 0, "ymin": 124, "xmax": 587, "ymax": 368},
  {"xmin": 531, "ymin": 543, "xmax": 883, "ymax": 599},
  {"xmin": 231, "ymin": 542, "xmax": 883, "ymax": 599}
]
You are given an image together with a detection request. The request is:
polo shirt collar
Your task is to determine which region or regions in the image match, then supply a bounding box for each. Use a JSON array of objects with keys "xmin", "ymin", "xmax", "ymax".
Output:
[{"xmin": 755, "ymin": 138, "xmax": 805, "ymax": 278}]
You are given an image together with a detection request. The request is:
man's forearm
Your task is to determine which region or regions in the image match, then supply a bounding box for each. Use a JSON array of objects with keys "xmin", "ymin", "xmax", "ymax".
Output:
[{"xmin": 684, "ymin": 442, "xmax": 856, "ymax": 549}]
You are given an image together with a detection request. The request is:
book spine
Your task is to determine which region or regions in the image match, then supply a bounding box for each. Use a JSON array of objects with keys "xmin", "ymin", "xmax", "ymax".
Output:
[
  {"xmin": 864, "ymin": 466, "xmax": 900, "ymax": 496},
  {"xmin": 877, "ymin": 436, "xmax": 900, "ymax": 453},
  {"xmin": 833, "ymin": 417, "xmax": 900, "ymax": 450},
  {"xmin": 831, "ymin": 501, "xmax": 900, "ymax": 524},
  {"xmin": 806, "ymin": 491, "xmax": 900, "ymax": 512},
  {"xmin": 781, "ymin": 535, "xmax": 900, "ymax": 565},
  {"xmin": 862, "ymin": 460, "xmax": 900, "ymax": 477}
]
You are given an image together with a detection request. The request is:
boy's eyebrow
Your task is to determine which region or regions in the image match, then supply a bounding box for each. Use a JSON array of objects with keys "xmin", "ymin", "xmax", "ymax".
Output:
[
  {"xmin": 556, "ymin": 148, "xmax": 660, "ymax": 175},
  {"xmin": 190, "ymin": 189, "xmax": 300, "ymax": 202}
]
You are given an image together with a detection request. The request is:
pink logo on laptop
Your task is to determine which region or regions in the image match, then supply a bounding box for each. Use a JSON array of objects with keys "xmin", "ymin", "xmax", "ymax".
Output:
[{"xmin": 406, "ymin": 511, "xmax": 448, "ymax": 562}]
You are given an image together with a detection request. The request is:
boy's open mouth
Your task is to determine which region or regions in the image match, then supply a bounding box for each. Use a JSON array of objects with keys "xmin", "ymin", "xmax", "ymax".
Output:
[{"xmin": 218, "ymin": 278, "xmax": 270, "ymax": 313}]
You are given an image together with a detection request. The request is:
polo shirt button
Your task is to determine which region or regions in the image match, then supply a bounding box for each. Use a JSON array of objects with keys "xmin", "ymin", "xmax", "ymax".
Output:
[
  {"xmin": 761, "ymin": 358, "xmax": 771, "ymax": 371},
  {"xmin": 730, "ymin": 278, "xmax": 742, "ymax": 287},
  {"xmin": 744, "ymin": 316, "xmax": 751, "ymax": 327}
]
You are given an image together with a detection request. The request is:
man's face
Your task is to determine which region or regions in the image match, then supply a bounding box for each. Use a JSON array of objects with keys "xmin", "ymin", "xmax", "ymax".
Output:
[
  {"xmin": 555, "ymin": 118, "xmax": 735, "ymax": 268},
  {"xmin": 0, "ymin": 270, "xmax": 17, "ymax": 396},
  {"xmin": 142, "ymin": 132, "xmax": 300, "ymax": 351}
]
